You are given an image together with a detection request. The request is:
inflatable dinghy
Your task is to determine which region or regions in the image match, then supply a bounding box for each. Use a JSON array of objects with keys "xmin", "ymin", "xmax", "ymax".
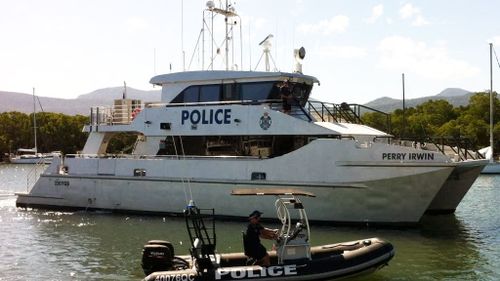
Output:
[{"xmin": 141, "ymin": 189, "xmax": 395, "ymax": 280}]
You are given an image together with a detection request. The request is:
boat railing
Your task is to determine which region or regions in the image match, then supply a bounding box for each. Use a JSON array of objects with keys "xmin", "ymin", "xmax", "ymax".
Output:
[
  {"xmin": 65, "ymin": 153, "xmax": 265, "ymax": 161},
  {"xmin": 147, "ymin": 100, "xmax": 253, "ymax": 108},
  {"xmin": 26, "ymin": 157, "xmax": 46, "ymax": 192},
  {"xmin": 305, "ymin": 101, "xmax": 390, "ymax": 127},
  {"xmin": 390, "ymin": 136, "xmax": 484, "ymax": 161},
  {"xmin": 89, "ymin": 100, "xmax": 144, "ymax": 126}
]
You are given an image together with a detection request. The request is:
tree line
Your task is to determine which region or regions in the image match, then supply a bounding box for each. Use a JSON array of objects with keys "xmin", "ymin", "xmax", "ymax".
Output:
[
  {"xmin": 0, "ymin": 111, "xmax": 138, "ymax": 161},
  {"xmin": 0, "ymin": 112, "xmax": 89, "ymax": 159},
  {"xmin": 362, "ymin": 91, "xmax": 500, "ymax": 151}
]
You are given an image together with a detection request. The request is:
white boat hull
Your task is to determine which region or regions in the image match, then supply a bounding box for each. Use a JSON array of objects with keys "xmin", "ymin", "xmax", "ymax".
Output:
[
  {"xmin": 16, "ymin": 140, "xmax": 455, "ymax": 224},
  {"xmin": 427, "ymin": 159, "xmax": 488, "ymax": 213},
  {"xmin": 480, "ymin": 161, "xmax": 500, "ymax": 174},
  {"xmin": 16, "ymin": 167, "xmax": 451, "ymax": 224}
]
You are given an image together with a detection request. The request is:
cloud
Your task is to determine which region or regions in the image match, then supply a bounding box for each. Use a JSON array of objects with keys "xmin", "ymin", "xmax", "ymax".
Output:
[
  {"xmin": 125, "ymin": 17, "xmax": 149, "ymax": 33},
  {"xmin": 399, "ymin": 3, "xmax": 419, "ymax": 19},
  {"xmin": 316, "ymin": 45, "xmax": 367, "ymax": 59},
  {"xmin": 399, "ymin": 3, "xmax": 429, "ymax": 26},
  {"xmin": 290, "ymin": 0, "xmax": 305, "ymax": 17},
  {"xmin": 366, "ymin": 4, "xmax": 384, "ymax": 24},
  {"xmin": 377, "ymin": 36, "xmax": 480, "ymax": 80},
  {"xmin": 297, "ymin": 15, "xmax": 349, "ymax": 35},
  {"xmin": 412, "ymin": 15, "xmax": 429, "ymax": 27}
]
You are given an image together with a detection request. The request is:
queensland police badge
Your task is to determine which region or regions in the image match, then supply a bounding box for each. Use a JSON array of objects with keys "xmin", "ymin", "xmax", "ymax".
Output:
[{"xmin": 259, "ymin": 112, "xmax": 272, "ymax": 130}]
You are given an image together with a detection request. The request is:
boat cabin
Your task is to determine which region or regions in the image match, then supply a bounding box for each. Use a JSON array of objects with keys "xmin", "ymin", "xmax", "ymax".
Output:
[
  {"xmin": 81, "ymin": 70, "xmax": 389, "ymax": 158},
  {"xmin": 150, "ymin": 70, "xmax": 319, "ymax": 106}
]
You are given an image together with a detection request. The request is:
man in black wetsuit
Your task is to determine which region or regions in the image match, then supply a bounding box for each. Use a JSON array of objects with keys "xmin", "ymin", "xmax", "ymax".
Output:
[
  {"xmin": 279, "ymin": 81, "xmax": 292, "ymax": 114},
  {"xmin": 245, "ymin": 210, "xmax": 278, "ymax": 266}
]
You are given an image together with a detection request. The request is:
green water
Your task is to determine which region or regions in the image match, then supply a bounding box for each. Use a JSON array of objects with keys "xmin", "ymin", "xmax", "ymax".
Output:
[{"xmin": 0, "ymin": 164, "xmax": 498, "ymax": 280}]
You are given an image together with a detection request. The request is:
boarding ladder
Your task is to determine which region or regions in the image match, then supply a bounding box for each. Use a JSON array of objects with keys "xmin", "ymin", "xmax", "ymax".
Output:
[{"xmin": 184, "ymin": 202, "xmax": 217, "ymax": 272}]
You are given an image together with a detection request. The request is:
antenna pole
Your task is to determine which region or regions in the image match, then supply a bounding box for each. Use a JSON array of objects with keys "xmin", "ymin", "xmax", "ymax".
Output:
[
  {"xmin": 239, "ymin": 15, "xmax": 243, "ymax": 70},
  {"xmin": 211, "ymin": 9, "xmax": 214, "ymax": 70},
  {"xmin": 225, "ymin": 0, "xmax": 229, "ymax": 70},
  {"xmin": 153, "ymin": 48, "xmax": 157, "ymax": 75},
  {"xmin": 202, "ymin": 11, "xmax": 205, "ymax": 70},
  {"xmin": 490, "ymin": 43, "xmax": 494, "ymax": 162},
  {"xmin": 123, "ymin": 81, "xmax": 127, "ymax": 99},
  {"xmin": 248, "ymin": 23, "xmax": 251, "ymax": 70},
  {"xmin": 402, "ymin": 73, "xmax": 406, "ymax": 139},
  {"xmin": 32, "ymin": 87, "xmax": 37, "ymax": 154},
  {"xmin": 181, "ymin": 0, "xmax": 185, "ymax": 71}
]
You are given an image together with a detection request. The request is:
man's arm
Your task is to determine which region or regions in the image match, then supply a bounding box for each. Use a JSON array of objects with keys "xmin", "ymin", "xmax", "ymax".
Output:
[{"xmin": 260, "ymin": 227, "xmax": 278, "ymax": 240}]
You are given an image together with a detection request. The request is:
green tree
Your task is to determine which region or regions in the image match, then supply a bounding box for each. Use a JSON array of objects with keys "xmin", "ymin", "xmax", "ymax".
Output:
[
  {"xmin": 361, "ymin": 111, "xmax": 391, "ymax": 133},
  {"xmin": 0, "ymin": 111, "xmax": 89, "ymax": 158}
]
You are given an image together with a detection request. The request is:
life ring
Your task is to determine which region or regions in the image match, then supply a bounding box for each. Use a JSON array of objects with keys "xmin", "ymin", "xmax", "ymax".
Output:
[{"xmin": 131, "ymin": 108, "xmax": 142, "ymax": 120}]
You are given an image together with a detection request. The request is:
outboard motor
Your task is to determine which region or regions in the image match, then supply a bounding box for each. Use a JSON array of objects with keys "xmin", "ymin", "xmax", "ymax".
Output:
[{"xmin": 141, "ymin": 240, "xmax": 175, "ymax": 276}]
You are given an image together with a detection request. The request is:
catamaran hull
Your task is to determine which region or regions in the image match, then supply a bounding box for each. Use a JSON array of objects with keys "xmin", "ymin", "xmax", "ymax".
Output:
[
  {"xmin": 16, "ymin": 168, "xmax": 452, "ymax": 224},
  {"xmin": 426, "ymin": 159, "xmax": 487, "ymax": 213},
  {"xmin": 16, "ymin": 140, "xmax": 455, "ymax": 224},
  {"xmin": 480, "ymin": 161, "xmax": 500, "ymax": 174}
]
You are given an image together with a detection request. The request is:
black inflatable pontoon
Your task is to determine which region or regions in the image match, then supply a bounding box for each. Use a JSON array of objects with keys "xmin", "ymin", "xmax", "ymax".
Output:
[{"xmin": 141, "ymin": 189, "xmax": 395, "ymax": 281}]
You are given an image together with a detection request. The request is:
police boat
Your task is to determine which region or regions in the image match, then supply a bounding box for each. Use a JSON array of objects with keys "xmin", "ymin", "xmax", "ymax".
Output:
[{"xmin": 141, "ymin": 189, "xmax": 395, "ymax": 281}]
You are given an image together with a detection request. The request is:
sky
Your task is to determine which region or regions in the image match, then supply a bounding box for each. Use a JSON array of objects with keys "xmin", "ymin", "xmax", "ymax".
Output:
[{"xmin": 1, "ymin": 0, "xmax": 500, "ymax": 104}]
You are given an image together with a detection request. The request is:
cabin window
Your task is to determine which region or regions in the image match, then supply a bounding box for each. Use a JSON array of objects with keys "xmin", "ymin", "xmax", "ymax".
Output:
[
  {"xmin": 222, "ymin": 83, "xmax": 239, "ymax": 101},
  {"xmin": 199, "ymin": 84, "xmax": 221, "ymax": 102},
  {"xmin": 241, "ymin": 82, "xmax": 276, "ymax": 101},
  {"xmin": 170, "ymin": 81, "xmax": 311, "ymax": 104},
  {"xmin": 251, "ymin": 172, "xmax": 266, "ymax": 180},
  {"xmin": 171, "ymin": 86, "xmax": 199, "ymax": 103},
  {"xmin": 160, "ymin": 123, "xmax": 171, "ymax": 130},
  {"xmin": 290, "ymin": 83, "xmax": 312, "ymax": 106},
  {"xmin": 134, "ymin": 169, "xmax": 146, "ymax": 176},
  {"xmin": 183, "ymin": 86, "xmax": 199, "ymax": 102}
]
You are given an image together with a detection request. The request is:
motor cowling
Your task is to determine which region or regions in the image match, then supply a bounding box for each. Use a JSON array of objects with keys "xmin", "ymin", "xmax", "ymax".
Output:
[{"xmin": 141, "ymin": 240, "xmax": 175, "ymax": 276}]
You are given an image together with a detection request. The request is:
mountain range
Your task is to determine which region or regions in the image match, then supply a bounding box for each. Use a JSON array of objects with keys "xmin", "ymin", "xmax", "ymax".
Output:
[
  {"xmin": 363, "ymin": 88, "xmax": 473, "ymax": 113},
  {"xmin": 0, "ymin": 87, "xmax": 473, "ymax": 115},
  {"xmin": 0, "ymin": 87, "xmax": 161, "ymax": 115}
]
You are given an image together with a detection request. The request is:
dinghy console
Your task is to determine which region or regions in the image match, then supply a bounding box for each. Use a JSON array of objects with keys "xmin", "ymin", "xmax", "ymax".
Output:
[{"xmin": 232, "ymin": 188, "xmax": 315, "ymax": 264}]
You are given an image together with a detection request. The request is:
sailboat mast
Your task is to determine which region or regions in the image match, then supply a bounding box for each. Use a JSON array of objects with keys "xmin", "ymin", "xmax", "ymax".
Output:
[
  {"xmin": 32, "ymin": 87, "xmax": 37, "ymax": 154},
  {"xmin": 490, "ymin": 43, "xmax": 494, "ymax": 163}
]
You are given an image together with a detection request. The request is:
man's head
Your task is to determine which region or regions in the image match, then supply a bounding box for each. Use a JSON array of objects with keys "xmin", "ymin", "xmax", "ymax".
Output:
[{"xmin": 248, "ymin": 210, "xmax": 263, "ymax": 222}]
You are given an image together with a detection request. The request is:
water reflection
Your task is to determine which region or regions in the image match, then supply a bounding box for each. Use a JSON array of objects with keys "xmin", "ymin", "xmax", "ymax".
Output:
[
  {"xmin": 0, "ymin": 164, "xmax": 498, "ymax": 281},
  {"xmin": 4, "ymin": 208, "xmax": 485, "ymax": 281}
]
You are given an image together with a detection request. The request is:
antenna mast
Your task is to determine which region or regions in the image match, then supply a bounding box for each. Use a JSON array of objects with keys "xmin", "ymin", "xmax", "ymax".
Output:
[
  {"xmin": 195, "ymin": 0, "xmax": 241, "ymax": 71},
  {"xmin": 224, "ymin": 0, "xmax": 229, "ymax": 70},
  {"xmin": 32, "ymin": 87, "xmax": 37, "ymax": 154},
  {"xmin": 181, "ymin": 0, "xmax": 185, "ymax": 71},
  {"xmin": 123, "ymin": 81, "xmax": 127, "ymax": 99},
  {"xmin": 490, "ymin": 43, "xmax": 494, "ymax": 162}
]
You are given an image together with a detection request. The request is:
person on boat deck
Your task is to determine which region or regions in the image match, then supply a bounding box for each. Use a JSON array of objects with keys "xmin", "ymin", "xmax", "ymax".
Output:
[
  {"xmin": 279, "ymin": 81, "xmax": 293, "ymax": 114},
  {"xmin": 245, "ymin": 210, "xmax": 278, "ymax": 266}
]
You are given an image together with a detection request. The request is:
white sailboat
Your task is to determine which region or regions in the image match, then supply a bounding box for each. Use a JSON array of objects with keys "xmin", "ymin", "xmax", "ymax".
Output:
[
  {"xmin": 9, "ymin": 88, "xmax": 53, "ymax": 164},
  {"xmin": 480, "ymin": 43, "xmax": 500, "ymax": 173}
]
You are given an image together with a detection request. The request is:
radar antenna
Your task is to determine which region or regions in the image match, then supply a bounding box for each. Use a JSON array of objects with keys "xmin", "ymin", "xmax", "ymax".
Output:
[{"xmin": 255, "ymin": 34, "xmax": 278, "ymax": 72}]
